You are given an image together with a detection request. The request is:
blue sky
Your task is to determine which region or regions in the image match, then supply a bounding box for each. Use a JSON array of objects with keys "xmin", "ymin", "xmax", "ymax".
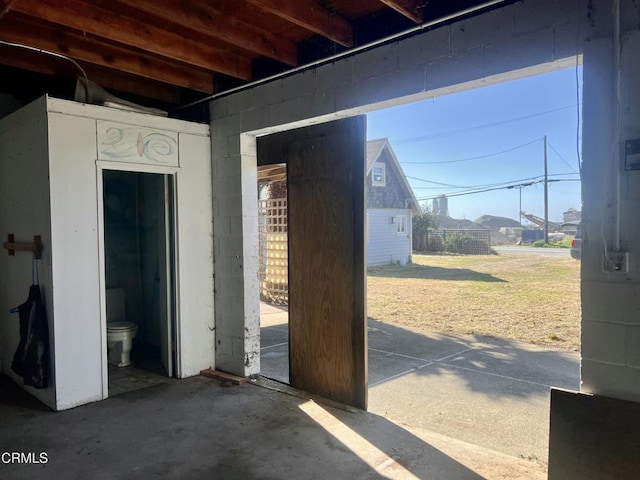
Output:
[{"xmin": 366, "ymin": 66, "xmax": 583, "ymax": 223}]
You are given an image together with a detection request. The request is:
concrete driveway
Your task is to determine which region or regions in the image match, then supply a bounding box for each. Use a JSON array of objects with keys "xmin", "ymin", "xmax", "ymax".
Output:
[{"xmin": 260, "ymin": 305, "xmax": 580, "ymax": 466}]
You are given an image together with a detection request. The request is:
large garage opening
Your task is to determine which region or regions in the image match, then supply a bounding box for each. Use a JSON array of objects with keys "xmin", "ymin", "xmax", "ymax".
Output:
[
  {"xmin": 365, "ymin": 66, "xmax": 582, "ymax": 469},
  {"xmin": 257, "ymin": 65, "xmax": 582, "ymax": 471}
]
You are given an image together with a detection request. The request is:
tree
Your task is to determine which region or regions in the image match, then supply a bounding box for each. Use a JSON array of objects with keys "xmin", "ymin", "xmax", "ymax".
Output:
[{"xmin": 412, "ymin": 205, "xmax": 438, "ymax": 251}]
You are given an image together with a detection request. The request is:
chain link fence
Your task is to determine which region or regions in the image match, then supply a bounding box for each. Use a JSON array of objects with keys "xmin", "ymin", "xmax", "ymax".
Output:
[{"xmin": 427, "ymin": 229, "xmax": 491, "ymax": 255}]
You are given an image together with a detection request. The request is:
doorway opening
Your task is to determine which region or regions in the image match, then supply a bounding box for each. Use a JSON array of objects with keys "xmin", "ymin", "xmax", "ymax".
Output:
[
  {"xmin": 103, "ymin": 170, "xmax": 177, "ymax": 397},
  {"xmin": 257, "ymin": 164, "xmax": 290, "ymax": 384}
]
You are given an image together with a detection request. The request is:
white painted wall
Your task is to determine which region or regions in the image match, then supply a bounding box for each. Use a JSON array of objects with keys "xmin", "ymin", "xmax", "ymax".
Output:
[
  {"xmin": 210, "ymin": 0, "xmax": 605, "ymax": 377},
  {"xmin": 48, "ymin": 111, "xmax": 103, "ymax": 410},
  {"xmin": 0, "ymin": 97, "xmax": 56, "ymax": 409},
  {"xmin": 367, "ymin": 208, "xmax": 412, "ymax": 267},
  {"xmin": 1, "ymin": 96, "xmax": 213, "ymax": 409},
  {"xmin": 175, "ymin": 132, "xmax": 215, "ymax": 377}
]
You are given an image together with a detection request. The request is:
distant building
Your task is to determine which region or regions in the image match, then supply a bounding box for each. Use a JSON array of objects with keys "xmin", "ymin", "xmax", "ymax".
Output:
[
  {"xmin": 432, "ymin": 195, "xmax": 449, "ymax": 216},
  {"xmin": 563, "ymin": 208, "xmax": 582, "ymax": 223}
]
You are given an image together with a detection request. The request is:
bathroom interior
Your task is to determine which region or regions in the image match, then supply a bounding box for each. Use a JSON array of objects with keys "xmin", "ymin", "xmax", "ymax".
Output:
[{"xmin": 103, "ymin": 170, "xmax": 176, "ymax": 396}]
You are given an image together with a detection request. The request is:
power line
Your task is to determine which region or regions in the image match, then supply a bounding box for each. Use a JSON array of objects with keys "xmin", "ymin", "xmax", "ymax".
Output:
[
  {"xmin": 547, "ymin": 140, "xmax": 579, "ymax": 173},
  {"xmin": 408, "ymin": 172, "xmax": 580, "ymax": 191},
  {"xmin": 415, "ymin": 178, "xmax": 580, "ymax": 201},
  {"xmin": 391, "ymin": 104, "xmax": 578, "ymax": 145},
  {"xmin": 400, "ymin": 138, "xmax": 542, "ymax": 165}
]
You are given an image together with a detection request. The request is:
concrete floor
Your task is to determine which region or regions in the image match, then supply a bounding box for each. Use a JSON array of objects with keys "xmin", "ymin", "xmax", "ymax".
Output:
[
  {"xmin": 0, "ymin": 374, "xmax": 546, "ymax": 479},
  {"xmin": 260, "ymin": 304, "xmax": 580, "ymax": 466}
]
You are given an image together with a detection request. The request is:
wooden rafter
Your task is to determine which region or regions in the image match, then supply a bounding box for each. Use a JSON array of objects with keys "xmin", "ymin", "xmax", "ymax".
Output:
[
  {"xmin": 0, "ymin": 14, "xmax": 214, "ymax": 93},
  {"xmin": 379, "ymin": 0, "xmax": 424, "ymax": 23},
  {"xmin": 111, "ymin": 0, "xmax": 297, "ymax": 67},
  {"xmin": 6, "ymin": 0, "xmax": 252, "ymax": 80},
  {"xmin": 245, "ymin": 0, "xmax": 353, "ymax": 47},
  {"xmin": 0, "ymin": 46, "xmax": 186, "ymax": 103}
]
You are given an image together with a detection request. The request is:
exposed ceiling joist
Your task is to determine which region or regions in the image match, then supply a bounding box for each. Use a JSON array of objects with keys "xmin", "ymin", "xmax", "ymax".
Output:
[
  {"xmin": 245, "ymin": 0, "xmax": 354, "ymax": 47},
  {"xmin": 378, "ymin": 0, "xmax": 424, "ymax": 23},
  {"xmin": 112, "ymin": 0, "xmax": 298, "ymax": 67},
  {"xmin": 0, "ymin": 15, "xmax": 215, "ymax": 93},
  {"xmin": 0, "ymin": 46, "xmax": 185, "ymax": 103},
  {"xmin": 6, "ymin": 0, "xmax": 252, "ymax": 80}
]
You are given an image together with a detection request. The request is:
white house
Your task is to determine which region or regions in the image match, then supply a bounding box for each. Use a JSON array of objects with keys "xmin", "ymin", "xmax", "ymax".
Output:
[{"xmin": 366, "ymin": 138, "xmax": 420, "ymax": 267}]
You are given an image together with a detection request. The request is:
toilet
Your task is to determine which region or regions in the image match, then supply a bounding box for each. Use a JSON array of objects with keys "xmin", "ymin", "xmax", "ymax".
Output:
[
  {"xmin": 107, "ymin": 321, "xmax": 138, "ymax": 367},
  {"xmin": 106, "ymin": 288, "xmax": 138, "ymax": 367}
]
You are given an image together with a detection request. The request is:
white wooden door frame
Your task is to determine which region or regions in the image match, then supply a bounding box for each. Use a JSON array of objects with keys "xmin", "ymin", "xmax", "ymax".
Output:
[{"xmin": 96, "ymin": 162, "xmax": 180, "ymax": 399}]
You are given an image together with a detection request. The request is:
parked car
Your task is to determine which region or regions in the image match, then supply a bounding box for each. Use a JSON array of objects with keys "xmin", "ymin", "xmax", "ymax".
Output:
[{"xmin": 570, "ymin": 225, "xmax": 582, "ymax": 260}]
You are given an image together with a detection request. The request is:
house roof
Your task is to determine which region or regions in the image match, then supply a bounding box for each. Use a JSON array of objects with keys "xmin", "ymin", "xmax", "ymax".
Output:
[{"xmin": 367, "ymin": 138, "xmax": 420, "ymax": 214}]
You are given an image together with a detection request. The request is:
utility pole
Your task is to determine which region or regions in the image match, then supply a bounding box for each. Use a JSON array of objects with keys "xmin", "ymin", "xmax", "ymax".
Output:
[
  {"xmin": 519, "ymin": 186, "xmax": 522, "ymax": 226},
  {"xmin": 544, "ymin": 135, "xmax": 549, "ymax": 243}
]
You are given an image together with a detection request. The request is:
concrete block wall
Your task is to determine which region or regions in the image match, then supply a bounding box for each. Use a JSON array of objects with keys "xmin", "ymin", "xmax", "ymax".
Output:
[
  {"xmin": 210, "ymin": 0, "xmax": 606, "ymax": 377},
  {"xmin": 580, "ymin": 17, "xmax": 640, "ymax": 403}
]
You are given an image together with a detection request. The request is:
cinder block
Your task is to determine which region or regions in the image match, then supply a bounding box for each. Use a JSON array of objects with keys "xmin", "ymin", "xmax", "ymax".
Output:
[
  {"xmin": 377, "ymin": 65, "xmax": 426, "ymax": 102},
  {"xmin": 353, "ymin": 43, "xmax": 399, "ymax": 81},
  {"xmin": 315, "ymin": 57, "xmax": 354, "ymax": 90},
  {"xmin": 626, "ymin": 325, "xmax": 640, "ymax": 367},
  {"xmin": 335, "ymin": 78, "xmax": 377, "ymax": 111},
  {"xmin": 426, "ymin": 46, "xmax": 484, "ymax": 91},
  {"xmin": 241, "ymin": 106, "xmax": 270, "ymax": 133},
  {"xmin": 451, "ymin": 4, "xmax": 514, "ymax": 53},
  {"xmin": 210, "ymin": 97, "xmax": 229, "ymax": 120},
  {"xmin": 582, "ymin": 280, "xmax": 640, "ymax": 325},
  {"xmin": 297, "ymin": 89, "xmax": 337, "ymax": 118},
  {"xmin": 213, "ymin": 216, "xmax": 231, "ymax": 238},
  {"xmin": 254, "ymin": 80, "xmax": 283, "ymax": 106},
  {"xmin": 268, "ymin": 97, "xmax": 301, "ymax": 127},
  {"xmin": 280, "ymin": 69, "xmax": 316, "ymax": 99},
  {"xmin": 398, "ymin": 26, "xmax": 451, "ymax": 68},
  {"xmin": 483, "ymin": 28, "xmax": 554, "ymax": 78},
  {"xmin": 581, "ymin": 320, "xmax": 627, "ymax": 365},
  {"xmin": 553, "ymin": 22, "xmax": 582, "ymax": 61},
  {"xmin": 581, "ymin": 359, "xmax": 640, "ymax": 402},
  {"xmin": 227, "ymin": 88, "xmax": 255, "ymax": 115},
  {"xmin": 513, "ymin": 0, "xmax": 580, "ymax": 36}
]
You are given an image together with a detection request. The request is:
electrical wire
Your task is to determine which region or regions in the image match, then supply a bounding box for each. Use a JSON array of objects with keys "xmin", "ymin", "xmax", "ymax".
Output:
[
  {"xmin": 392, "ymin": 105, "xmax": 578, "ymax": 145},
  {"xmin": 0, "ymin": 40, "xmax": 90, "ymax": 100},
  {"xmin": 416, "ymin": 177, "xmax": 579, "ymax": 201},
  {"xmin": 547, "ymin": 140, "xmax": 579, "ymax": 173},
  {"xmin": 400, "ymin": 138, "xmax": 542, "ymax": 165}
]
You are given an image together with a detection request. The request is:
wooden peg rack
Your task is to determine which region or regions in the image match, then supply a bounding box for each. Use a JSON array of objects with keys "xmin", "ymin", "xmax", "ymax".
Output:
[{"xmin": 2, "ymin": 234, "xmax": 43, "ymax": 259}]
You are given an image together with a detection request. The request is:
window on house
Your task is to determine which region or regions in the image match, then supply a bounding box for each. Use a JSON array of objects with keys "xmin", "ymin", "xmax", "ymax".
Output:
[
  {"xmin": 372, "ymin": 163, "xmax": 386, "ymax": 186},
  {"xmin": 396, "ymin": 215, "xmax": 407, "ymax": 235}
]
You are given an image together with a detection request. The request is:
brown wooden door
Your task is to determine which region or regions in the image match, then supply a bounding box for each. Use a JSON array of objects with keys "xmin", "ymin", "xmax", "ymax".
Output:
[{"xmin": 258, "ymin": 116, "xmax": 367, "ymax": 410}]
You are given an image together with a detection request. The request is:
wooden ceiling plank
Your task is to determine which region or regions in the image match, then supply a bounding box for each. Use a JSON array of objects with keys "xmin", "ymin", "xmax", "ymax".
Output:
[
  {"xmin": 0, "ymin": 15, "xmax": 214, "ymax": 93},
  {"xmin": 378, "ymin": 0, "xmax": 424, "ymax": 23},
  {"xmin": 0, "ymin": 47, "xmax": 185, "ymax": 103},
  {"xmin": 8, "ymin": 0, "xmax": 252, "ymax": 80},
  {"xmin": 113, "ymin": 0, "xmax": 297, "ymax": 66},
  {"xmin": 245, "ymin": 0, "xmax": 353, "ymax": 47}
]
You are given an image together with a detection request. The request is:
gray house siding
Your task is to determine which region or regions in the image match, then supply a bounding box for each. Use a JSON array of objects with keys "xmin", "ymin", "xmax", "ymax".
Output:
[
  {"xmin": 366, "ymin": 152, "xmax": 410, "ymax": 210},
  {"xmin": 367, "ymin": 208, "xmax": 412, "ymax": 267}
]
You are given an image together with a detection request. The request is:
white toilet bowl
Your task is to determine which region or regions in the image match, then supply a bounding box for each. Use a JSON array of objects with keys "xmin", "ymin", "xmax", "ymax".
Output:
[{"xmin": 107, "ymin": 321, "xmax": 138, "ymax": 367}]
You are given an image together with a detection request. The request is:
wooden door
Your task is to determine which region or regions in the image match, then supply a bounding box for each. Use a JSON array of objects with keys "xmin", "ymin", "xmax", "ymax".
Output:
[{"xmin": 258, "ymin": 117, "xmax": 367, "ymax": 409}]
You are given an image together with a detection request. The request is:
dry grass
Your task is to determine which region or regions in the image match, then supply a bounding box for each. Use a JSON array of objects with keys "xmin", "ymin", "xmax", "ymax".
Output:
[{"xmin": 367, "ymin": 252, "xmax": 581, "ymax": 351}]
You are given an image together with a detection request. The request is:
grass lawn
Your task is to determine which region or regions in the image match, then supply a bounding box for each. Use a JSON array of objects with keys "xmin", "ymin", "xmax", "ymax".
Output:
[{"xmin": 367, "ymin": 252, "xmax": 581, "ymax": 351}]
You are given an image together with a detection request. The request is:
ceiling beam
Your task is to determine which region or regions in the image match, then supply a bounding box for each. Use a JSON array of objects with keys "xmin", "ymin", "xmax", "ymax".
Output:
[
  {"xmin": 0, "ymin": 46, "xmax": 185, "ymax": 104},
  {"xmin": 378, "ymin": 0, "xmax": 424, "ymax": 23},
  {"xmin": 112, "ymin": 0, "xmax": 297, "ymax": 66},
  {"xmin": 245, "ymin": 0, "xmax": 353, "ymax": 47},
  {"xmin": 6, "ymin": 0, "xmax": 252, "ymax": 80},
  {"xmin": 0, "ymin": 14, "xmax": 215, "ymax": 93}
]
